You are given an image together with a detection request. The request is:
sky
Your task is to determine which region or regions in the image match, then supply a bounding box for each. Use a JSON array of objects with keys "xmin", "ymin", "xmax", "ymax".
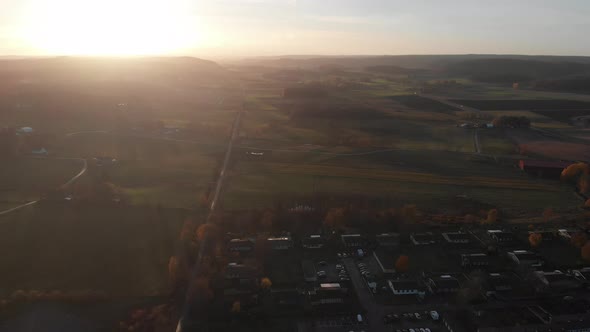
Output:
[{"xmin": 1, "ymin": 0, "xmax": 589, "ymax": 57}]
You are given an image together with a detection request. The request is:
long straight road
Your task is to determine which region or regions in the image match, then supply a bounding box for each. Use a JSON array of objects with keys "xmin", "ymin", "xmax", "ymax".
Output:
[{"xmin": 176, "ymin": 97, "xmax": 243, "ymax": 332}]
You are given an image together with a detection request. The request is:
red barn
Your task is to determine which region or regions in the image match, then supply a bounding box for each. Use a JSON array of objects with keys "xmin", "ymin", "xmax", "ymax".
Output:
[{"xmin": 518, "ymin": 160, "xmax": 573, "ymax": 179}]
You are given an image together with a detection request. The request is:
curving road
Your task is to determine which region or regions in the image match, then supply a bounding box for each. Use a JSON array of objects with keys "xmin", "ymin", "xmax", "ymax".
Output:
[{"xmin": 0, "ymin": 157, "xmax": 88, "ymax": 218}]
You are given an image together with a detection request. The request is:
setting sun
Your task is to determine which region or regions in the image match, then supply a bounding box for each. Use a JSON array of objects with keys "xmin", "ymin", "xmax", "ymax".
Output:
[{"xmin": 21, "ymin": 0, "xmax": 201, "ymax": 56}]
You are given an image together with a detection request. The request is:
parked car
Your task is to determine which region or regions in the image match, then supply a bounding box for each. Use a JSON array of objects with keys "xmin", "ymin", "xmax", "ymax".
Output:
[
  {"xmin": 319, "ymin": 261, "xmax": 327, "ymax": 266},
  {"xmin": 317, "ymin": 271, "xmax": 327, "ymax": 278},
  {"xmin": 414, "ymin": 313, "xmax": 422, "ymax": 320}
]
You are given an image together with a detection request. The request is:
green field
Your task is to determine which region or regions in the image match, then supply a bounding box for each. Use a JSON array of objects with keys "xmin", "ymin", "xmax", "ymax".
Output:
[
  {"xmin": 0, "ymin": 203, "xmax": 189, "ymax": 297},
  {"xmin": 54, "ymin": 133, "xmax": 225, "ymax": 208},
  {"xmin": 223, "ymin": 149, "xmax": 578, "ymax": 216},
  {"xmin": 0, "ymin": 157, "xmax": 84, "ymax": 208}
]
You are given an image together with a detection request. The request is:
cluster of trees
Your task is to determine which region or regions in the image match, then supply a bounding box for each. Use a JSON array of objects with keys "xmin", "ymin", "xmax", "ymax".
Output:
[
  {"xmin": 446, "ymin": 58, "xmax": 590, "ymax": 83},
  {"xmin": 491, "ymin": 116, "xmax": 531, "ymax": 128},
  {"xmin": 534, "ymin": 76, "xmax": 590, "ymax": 94},
  {"xmin": 561, "ymin": 162, "xmax": 590, "ymax": 194},
  {"xmin": 118, "ymin": 304, "xmax": 173, "ymax": 332}
]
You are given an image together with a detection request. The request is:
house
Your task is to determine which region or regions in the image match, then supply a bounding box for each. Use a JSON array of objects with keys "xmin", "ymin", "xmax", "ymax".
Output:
[
  {"xmin": 507, "ymin": 250, "xmax": 543, "ymax": 267},
  {"xmin": 426, "ymin": 275, "xmax": 460, "ymax": 294},
  {"xmin": 485, "ymin": 272, "xmax": 515, "ymax": 295},
  {"xmin": 373, "ymin": 250, "xmax": 396, "ymax": 274},
  {"xmin": 302, "ymin": 235, "xmax": 325, "ymax": 249},
  {"xmin": 307, "ymin": 282, "xmax": 351, "ymax": 306},
  {"xmin": 31, "ymin": 147, "xmax": 48, "ymax": 155},
  {"xmin": 558, "ymin": 228, "xmax": 581, "ymax": 240},
  {"xmin": 375, "ymin": 233, "xmax": 400, "ymax": 247},
  {"xmin": 443, "ymin": 232, "xmax": 471, "ymax": 244},
  {"xmin": 410, "ymin": 232, "xmax": 436, "ymax": 245},
  {"xmin": 532, "ymin": 270, "xmax": 582, "ymax": 293},
  {"xmin": 461, "ymin": 253, "xmax": 489, "ymax": 268},
  {"xmin": 518, "ymin": 160, "xmax": 572, "ymax": 179},
  {"xmin": 387, "ymin": 279, "xmax": 425, "ymax": 297},
  {"xmin": 94, "ymin": 156, "xmax": 117, "ymax": 166},
  {"xmin": 571, "ymin": 267, "xmax": 590, "ymax": 282},
  {"xmin": 224, "ymin": 263, "xmax": 259, "ymax": 288},
  {"xmin": 341, "ymin": 234, "xmax": 365, "ymax": 248},
  {"xmin": 267, "ymin": 236, "xmax": 293, "ymax": 250},
  {"xmin": 16, "ymin": 126, "xmax": 33, "ymax": 135},
  {"xmin": 227, "ymin": 238, "xmax": 255, "ymax": 252},
  {"xmin": 487, "ymin": 229, "xmax": 515, "ymax": 243}
]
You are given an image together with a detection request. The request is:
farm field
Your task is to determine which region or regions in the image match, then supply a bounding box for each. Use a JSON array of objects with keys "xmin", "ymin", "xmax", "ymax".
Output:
[
  {"xmin": 54, "ymin": 133, "xmax": 226, "ymax": 208},
  {"xmin": 0, "ymin": 202, "xmax": 189, "ymax": 297},
  {"xmin": 224, "ymin": 149, "xmax": 578, "ymax": 216},
  {"xmin": 0, "ymin": 157, "xmax": 84, "ymax": 209}
]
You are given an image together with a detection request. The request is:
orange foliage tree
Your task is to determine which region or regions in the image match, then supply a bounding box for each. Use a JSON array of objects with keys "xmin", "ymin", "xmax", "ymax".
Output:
[
  {"xmin": 561, "ymin": 163, "xmax": 590, "ymax": 193},
  {"xmin": 196, "ymin": 223, "xmax": 219, "ymax": 242},
  {"xmin": 401, "ymin": 205, "xmax": 418, "ymax": 223},
  {"xmin": 528, "ymin": 233, "xmax": 543, "ymax": 248},
  {"xmin": 542, "ymin": 208, "xmax": 555, "ymax": 221},
  {"xmin": 231, "ymin": 300, "xmax": 241, "ymax": 313},
  {"xmin": 572, "ymin": 232, "xmax": 588, "ymax": 248},
  {"xmin": 260, "ymin": 277, "xmax": 272, "ymax": 290},
  {"xmin": 395, "ymin": 255, "xmax": 410, "ymax": 273},
  {"xmin": 324, "ymin": 208, "xmax": 346, "ymax": 229},
  {"xmin": 486, "ymin": 209, "xmax": 498, "ymax": 223},
  {"xmin": 582, "ymin": 242, "xmax": 590, "ymax": 262}
]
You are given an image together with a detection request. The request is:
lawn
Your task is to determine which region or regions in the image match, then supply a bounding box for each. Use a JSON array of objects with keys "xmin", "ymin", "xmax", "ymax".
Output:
[
  {"xmin": 477, "ymin": 129, "xmax": 518, "ymax": 155},
  {"xmin": 0, "ymin": 202, "xmax": 189, "ymax": 297}
]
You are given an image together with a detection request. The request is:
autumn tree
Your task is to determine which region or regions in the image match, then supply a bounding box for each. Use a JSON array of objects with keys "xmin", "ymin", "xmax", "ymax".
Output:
[
  {"xmin": 188, "ymin": 277, "xmax": 213, "ymax": 305},
  {"xmin": 196, "ymin": 223, "xmax": 219, "ymax": 242},
  {"xmin": 528, "ymin": 233, "xmax": 543, "ymax": 248},
  {"xmin": 486, "ymin": 209, "xmax": 498, "ymax": 223},
  {"xmin": 582, "ymin": 242, "xmax": 590, "ymax": 262},
  {"xmin": 401, "ymin": 205, "xmax": 418, "ymax": 223},
  {"xmin": 260, "ymin": 277, "xmax": 272, "ymax": 290},
  {"xmin": 231, "ymin": 300, "xmax": 241, "ymax": 313},
  {"xmin": 324, "ymin": 208, "xmax": 346, "ymax": 229},
  {"xmin": 260, "ymin": 210, "xmax": 276, "ymax": 230},
  {"xmin": 561, "ymin": 163, "xmax": 590, "ymax": 193},
  {"xmin": 542, "ymin": 208, "xmax": 555, "ymax": 222},
  {"xmin": 395, "ymin": 255, "xmax": 410, "ymax": 273},
  {"xmin": 571, "ymin": 232, "xmax": 588, "ymax": 248}
]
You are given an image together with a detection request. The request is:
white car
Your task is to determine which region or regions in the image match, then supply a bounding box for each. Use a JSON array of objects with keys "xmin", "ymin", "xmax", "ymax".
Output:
[{"xmin": 430, "ymin": 310, "xmax": 439, "ymax": 321}]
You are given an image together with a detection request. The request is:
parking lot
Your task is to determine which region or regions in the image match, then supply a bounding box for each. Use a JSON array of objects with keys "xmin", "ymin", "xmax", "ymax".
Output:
[{"xmin": 384, "ymin": 310, "xmax": 443, "ymax": 332}]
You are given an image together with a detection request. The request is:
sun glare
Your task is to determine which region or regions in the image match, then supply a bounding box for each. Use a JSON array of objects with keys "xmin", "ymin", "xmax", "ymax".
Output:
[{"xmin": 21, "ymin": 0, "xmax": 201, "ymax": 56}]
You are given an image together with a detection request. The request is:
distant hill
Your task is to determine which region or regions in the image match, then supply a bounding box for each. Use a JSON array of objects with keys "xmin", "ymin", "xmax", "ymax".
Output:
[
  {"xmin": 240, "ymin": 54, "xmax": 590, "ymax": 71},
  {"xmin": 446, "ymin": 58, "xmax": 590, "ymax": 83},
  {"xmin": 0, "ymin": 56, "xmax": 226, "ymax": 83}
]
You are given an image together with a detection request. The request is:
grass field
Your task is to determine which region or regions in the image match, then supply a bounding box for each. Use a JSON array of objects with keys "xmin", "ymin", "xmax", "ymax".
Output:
[
  {"xmin": 53, "ymin": 133, "xmax": 225, "ymax": 208},
  {"xmin": 224, "ymin": 149, "xmax": 578, "ymax": 216},
  {"xmin": 0, "ymin": 157, "xmax": 84, "ymax": 208},
  {"xmin": 0, "ymin": 202, "xmax": 189, "ymax": 297}
]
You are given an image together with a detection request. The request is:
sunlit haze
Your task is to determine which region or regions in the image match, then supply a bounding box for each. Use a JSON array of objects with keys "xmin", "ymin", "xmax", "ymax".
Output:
[{"xmin": 1, "ymin": 0, "xmax": 589, "ymax": 57}]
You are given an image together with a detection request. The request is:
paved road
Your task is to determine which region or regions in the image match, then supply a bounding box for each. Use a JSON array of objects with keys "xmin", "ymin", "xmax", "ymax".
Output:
[
  {"xmin": 0, "ymin": 157, "xmax": 88, "ymax": 218},
  {"xmin": 176, "ymin": 94, "xmax": 244, "ymax": 332},
  {"xmin": 209, "ymin": 110, "xmax": 242, "ymax": 212},
  {"xmin": 474, "ymin": 129, "xmax": 481, "ymax": 154},
  {"xmin": 342, "ymin": 258, "xmax": 387, "ymax": 332}
]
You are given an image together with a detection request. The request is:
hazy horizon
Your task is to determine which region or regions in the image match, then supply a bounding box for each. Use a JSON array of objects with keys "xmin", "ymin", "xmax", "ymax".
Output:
[{"xmin": 1, "ymin": 0, "xmax": 589, "ymax": 57}]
